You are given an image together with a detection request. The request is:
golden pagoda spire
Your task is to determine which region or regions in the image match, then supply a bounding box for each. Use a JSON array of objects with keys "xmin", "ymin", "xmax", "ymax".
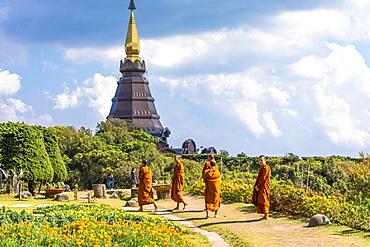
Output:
[{"xmin": 125, "ymin": 0, "xmax": 141, "ymax": 62}]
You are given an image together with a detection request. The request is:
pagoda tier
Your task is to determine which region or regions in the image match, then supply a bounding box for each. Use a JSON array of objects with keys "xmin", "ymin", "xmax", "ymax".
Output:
[{"xmin": 107, "ymin": 59, "xmax": 164, "ymax": 133}]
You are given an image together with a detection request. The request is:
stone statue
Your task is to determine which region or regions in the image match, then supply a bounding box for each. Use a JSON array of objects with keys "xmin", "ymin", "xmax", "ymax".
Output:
[{"xmin": 0, "ymin": 168, "xmax": 24, "ymax": 194}]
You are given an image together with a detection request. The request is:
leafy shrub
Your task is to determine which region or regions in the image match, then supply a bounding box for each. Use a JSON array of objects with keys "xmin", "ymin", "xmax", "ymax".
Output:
[{"xmin": 221, "ymin": 182, "xmax": 253, "ymax": 203}]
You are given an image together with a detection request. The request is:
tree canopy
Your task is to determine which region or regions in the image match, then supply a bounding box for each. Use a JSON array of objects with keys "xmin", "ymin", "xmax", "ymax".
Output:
[{"xmin": 0, "ymin": 123, "xmax": 67, "ymax": 193}]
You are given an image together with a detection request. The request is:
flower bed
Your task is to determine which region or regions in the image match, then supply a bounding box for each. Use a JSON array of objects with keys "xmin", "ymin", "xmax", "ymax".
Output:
[{"xmin": 0, "ymin": 204, "xmax": 195, "ymax": 246}]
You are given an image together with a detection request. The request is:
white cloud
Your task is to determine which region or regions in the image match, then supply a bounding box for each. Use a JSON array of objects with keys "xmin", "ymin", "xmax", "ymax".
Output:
[
  {"xmin": 267, "ymin": 85, "xmax": 290, "ymax": 107},
  {"xmin": 6, "ymin": 98, "xmax": 32, "ymax": 113},
  {"xmin": 61, "ymin": 46, "xmax": 122, "ymax": 70},
  {"xmin": 291, "ymin": 55, "xmax": 327, "ymax": 79},
  {"xmin": 26, "ymin": 114, "xmax": 53, "ymax": 126},
  {"xmin": 314, "ymin": 93, "xmax": 370, "ymax": 146},
  {"xmin": 0, "ymin": 98, "xmax": 53, "ymax": 126},
  {"xmin": 0, "ymin": 99, "xmax": 19, "ymax": 122},
  {"xmin": 231, "ymin": 101, "xmax": 265, "ymax": 138},
  {"xmin": 57, "ymin": 1, "xmax": 370, "ymax": 74},
  {"xmin": 42, "ymin": 61, "xmax": 58, "ymax": 71},
  {"xmin": 0, "ymin": 69, "xmax": 21, "ymax": 95},
  {"xmin": 282, "ymin": 108, "xmax": 298, "ymax": 118},
  {"xmin": 262, "ymin": 111, "xmax": 282, "ymax": 137},
  {"xmin": 53, "ymin": 90, "xmax": 80, "ymax": 109},
  {"xmin": 156, "ymin": 68, "xmax": 293, "ymax": 138},
  {"xmin": 141, "ymin": 32, "xmax": 216, "ymax": 67},
  {"xmin": 291, "ymin": 42, "xmax": 370, "ymax": 147},
  {"xmin": 0, "ymin": 69, "xmax": 53, "ymax": 125},
  {"xmin": 51, "ymin": 73, "xmax": 117, "ymax": 118}
]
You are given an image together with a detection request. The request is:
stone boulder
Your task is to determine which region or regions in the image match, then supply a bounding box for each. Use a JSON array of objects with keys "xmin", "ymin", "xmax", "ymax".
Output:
[
  {"xmin": 125, "ymin": 200, "xmax": 139, "ymax": 207},
  {"xmin": 308, "ymin": 214, "xmax": 331, "ymax": 227},
  {"xmin": 21, "ymin": 191, "xmax": 32, "ymax": 198},
  {"xmin": 56, "ymin": 193, "xmax": 69, "ymax": 201}
]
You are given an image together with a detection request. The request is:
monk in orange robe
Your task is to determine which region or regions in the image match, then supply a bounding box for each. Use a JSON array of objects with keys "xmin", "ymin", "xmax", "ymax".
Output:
[
  {"xmin": 252, "ymin": 155, "xmax": 271, "ymax": 220},
  {"xmin": 204, "ymin": 160, "xmax": 221, "ymax": 218},
  {"xmin": 171, "ymin": 155, "xmax": 187, "ymax": 210},
  {"xmin": 138, "ymin": 159, "xmax": 158, "ymax": 212},
  {"xmin": 202, "ymin": 154, "xmax": 218, "ymax": 183}
]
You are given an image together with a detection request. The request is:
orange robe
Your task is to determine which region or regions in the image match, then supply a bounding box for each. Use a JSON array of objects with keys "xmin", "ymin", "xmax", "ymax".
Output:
[
  {"xmin": 252, "ymin": 163, "xmax": 271, "ymax": 214},
  {"xmin": 138, "ymin": 166, "xmax": 154, "ymax": 206},
  {"xmin": 204, "ymin": 168, "xmax": 221, "ymax": 211},
  {"xmin": 171, "ymin": 160, "xmax": 184, "ymax": 202},
  {"xmin": 202, "ymin": 161, "xmax": 219, "ymax": 183}
]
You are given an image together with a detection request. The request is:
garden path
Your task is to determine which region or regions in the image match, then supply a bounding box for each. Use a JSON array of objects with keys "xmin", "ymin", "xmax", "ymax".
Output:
[
  {"xmin": 142, "ymin": 204, "xmax": 229, "ymax": 247},
  {"xmin": 153, "ymin": 194, "xmax": 370, "ymax": 247}
]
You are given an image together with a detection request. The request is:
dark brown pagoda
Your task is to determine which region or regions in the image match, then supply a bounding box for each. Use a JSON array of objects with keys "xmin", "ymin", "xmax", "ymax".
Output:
[{"xmin": 107, "ymin": 0, "xmax": 171, "ymax": 142}]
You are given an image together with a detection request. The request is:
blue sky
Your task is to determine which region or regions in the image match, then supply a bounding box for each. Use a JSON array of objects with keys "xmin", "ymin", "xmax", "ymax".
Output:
[{"xmin": 1, "ymin": 0, "xmax": 370, "ymax": 157}]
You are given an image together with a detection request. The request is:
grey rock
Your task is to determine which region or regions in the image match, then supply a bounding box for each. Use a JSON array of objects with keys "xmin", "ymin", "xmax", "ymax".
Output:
[
  {"xmin": 125, "ymin": 200, "xmax": 139, "ymax": 207},
  {"xmin": 308, "ymin": 214, "xmax": 331, "ymax": 227},
  {"xmin": 56, "ymin": 193, "xmax": 69, "ymax": 201},
  {"xmin": 20, "ymin": 191, "xmax": 32, "ymax": 197}
]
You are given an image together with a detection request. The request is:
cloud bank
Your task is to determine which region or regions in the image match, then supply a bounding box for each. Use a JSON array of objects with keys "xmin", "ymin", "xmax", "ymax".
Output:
[{"xmin": 51, "ymin": 1, "xmax": 370, "ymax": 156}]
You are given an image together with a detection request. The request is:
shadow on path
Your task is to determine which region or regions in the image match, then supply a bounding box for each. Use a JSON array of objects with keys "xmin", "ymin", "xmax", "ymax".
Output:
[
  {"xmin": 172, "ymin": 210, "xmax": 205, "ymax": 213},
  {"xmin": 198, "ymin": 219, "xmax": 261, "ymax": 228}
]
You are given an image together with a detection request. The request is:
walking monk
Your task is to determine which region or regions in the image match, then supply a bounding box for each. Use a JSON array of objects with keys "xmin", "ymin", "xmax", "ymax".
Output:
[
  {"xmin": 202, "ymin": 154, "xmax": 218, "ymax": 183},
  {"xmin": 171, "ymin": 155, "xmax": 187, "ymax": 210},
  {"xmin": 252, "ymin": 155, "xmax": 271, "ymax": 220},
  {"xmin": 138, "ymin": 159, "xmax": 158, "ymax": 212},
  {"xmin": 204, "ymin": 160, "xmax": 221, "ymax": 218}
]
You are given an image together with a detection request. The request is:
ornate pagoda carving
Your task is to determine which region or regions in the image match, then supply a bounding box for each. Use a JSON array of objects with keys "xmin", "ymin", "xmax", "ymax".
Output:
[{"xmin": 107, "ymin": 0, "xmax": 171, "ymax": 143}]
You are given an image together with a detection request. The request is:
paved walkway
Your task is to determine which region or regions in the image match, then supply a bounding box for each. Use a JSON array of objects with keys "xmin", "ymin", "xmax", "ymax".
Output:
[
  {"xmin": 120, "ymin": 189, "xmax": 229, "ymax": 246},
  {"xmin": 141, "ymin": 204, "xmax": 229, "ymax": 247}
]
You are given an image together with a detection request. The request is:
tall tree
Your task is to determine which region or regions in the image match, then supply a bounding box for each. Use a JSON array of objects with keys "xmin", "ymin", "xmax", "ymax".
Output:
[
  {"xmin": 38, "ymin": 127, "xmax": 68, "ymax": 183},
  {"xmin": 0, "ymin": 123, "xmax": 54, "ymax": 194},
  {"xmin": 50, "ymin": 126, "xmax": 94, "ymax": 158},
  {"xmin": 348, "ymin": 151, "xmax": 370, "ymax": 198}
]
